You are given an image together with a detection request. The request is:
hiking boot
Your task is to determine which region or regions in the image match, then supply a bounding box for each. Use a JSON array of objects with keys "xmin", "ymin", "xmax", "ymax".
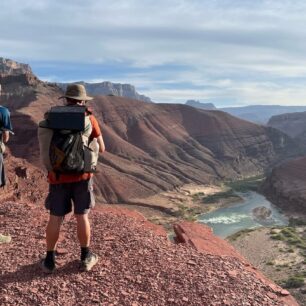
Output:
[
  {"xmin": 0, "ymin": 234, "xmax": 11, "ymax": 244},
  {"xmin": 40, "ymin": 258, "xmax": 55, "ymax": 274},
  {"xmin": 80, "ymin": 252, "xmax": 98, "ymax": 271}
]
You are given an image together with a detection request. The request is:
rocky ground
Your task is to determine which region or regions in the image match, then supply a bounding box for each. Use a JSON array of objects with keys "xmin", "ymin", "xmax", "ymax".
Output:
[
  {"xmin": 229, "ymin": 227, "xmax": 306, "ymax": 306},
  {"xmin": 0, "ymin": 199, "xmax": 298, "ymax": 305}
]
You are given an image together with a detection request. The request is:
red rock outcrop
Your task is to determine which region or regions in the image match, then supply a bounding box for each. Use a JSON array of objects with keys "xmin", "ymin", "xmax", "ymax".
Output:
[{"xmin": 174, "ymin": 222, "xmax": 298, "ymax": 305}]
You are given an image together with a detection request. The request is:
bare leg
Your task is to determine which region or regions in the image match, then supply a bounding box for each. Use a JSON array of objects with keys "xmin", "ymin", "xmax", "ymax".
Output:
[
  {"xmin": 46, "ymin": 215, "xmax": 63, "ymax": 251},
  {"xmin": 75, "ymin": 213, "xmax": 90, "ymax": 247}
]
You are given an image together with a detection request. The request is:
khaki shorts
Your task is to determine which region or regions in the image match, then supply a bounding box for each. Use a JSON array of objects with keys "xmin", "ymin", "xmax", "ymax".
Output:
[{"xmin": 45, "ymin": 179, "xmax": 95, "ymax": 216}]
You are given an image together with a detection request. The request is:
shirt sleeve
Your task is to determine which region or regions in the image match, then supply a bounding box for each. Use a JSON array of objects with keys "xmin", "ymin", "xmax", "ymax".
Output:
[
  {"xmin": 0, "ymin": 108, "xmax": 13, "ymax": 131},
  {"xmin": 89, "ymin": 115, "xmax": 102, "ymax": 138}
]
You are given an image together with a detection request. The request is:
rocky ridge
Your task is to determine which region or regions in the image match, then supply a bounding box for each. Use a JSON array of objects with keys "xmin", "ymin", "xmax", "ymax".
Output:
[
  {"xmin": 186, "ymin": 99, "xmax": 306, "ymax": 124},
  {"xmin": 268, "ymin": 111, "xmax": 306, "ymax": 144},
  {"xmin": 56, "ymin": 81, "xmax": 152, "ymax": 103},
  {"xmin": 0, "ymin": 57, "xmax": 32, "ymax": 76},
  {"xmin": 185, "ymin": 100, "xmax": 216, "ymax": 110},
  {"xmin": 222, "ymin": 105, "xmax": 306, "ymax": 125}
]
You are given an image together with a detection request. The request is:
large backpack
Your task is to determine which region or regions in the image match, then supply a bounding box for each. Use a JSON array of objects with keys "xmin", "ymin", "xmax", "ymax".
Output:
[{"xmin": 38, "ymin": 105, "xmax": 99, "ymax": 175}]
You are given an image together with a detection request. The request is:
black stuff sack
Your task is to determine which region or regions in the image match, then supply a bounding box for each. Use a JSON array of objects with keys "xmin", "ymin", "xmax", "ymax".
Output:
[
  {"xmin": 49, "ymin": 130, "xmax": 85, "ymax": 174},
  {"xmin": 47, "ymin": 106, "xmax": 86, "ymax": 131}
]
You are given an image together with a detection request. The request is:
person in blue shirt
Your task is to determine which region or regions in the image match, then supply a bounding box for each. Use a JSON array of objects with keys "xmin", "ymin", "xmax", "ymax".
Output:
[
  {"xmin": 0, "ymin": 84, "xmax": 13, "ymax": 187},
  {"xmin": 0, "ymin": 84, "xmax": 13, "ymax": 244}
]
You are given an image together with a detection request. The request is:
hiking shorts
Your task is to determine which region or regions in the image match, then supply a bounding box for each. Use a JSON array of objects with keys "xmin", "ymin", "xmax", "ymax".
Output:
[{"xmin": 45, "ymin": 179, "xmax": 95, "ymax": 216}]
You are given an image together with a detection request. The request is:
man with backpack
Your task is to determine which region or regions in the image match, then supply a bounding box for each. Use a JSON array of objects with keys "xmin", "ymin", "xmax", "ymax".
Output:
[
  {"xmin": 0, "ymin": 84, "xmax": 13, "ymax": 244},
  {"xmin": 38, "ymin": 84, "xmax": 105, "ymax": 273}
]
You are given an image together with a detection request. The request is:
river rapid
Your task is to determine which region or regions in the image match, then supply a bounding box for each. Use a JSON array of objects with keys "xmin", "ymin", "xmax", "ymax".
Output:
[{"xmin": 198, "ymin": 191, "xmax": 288, "ymax": 238}]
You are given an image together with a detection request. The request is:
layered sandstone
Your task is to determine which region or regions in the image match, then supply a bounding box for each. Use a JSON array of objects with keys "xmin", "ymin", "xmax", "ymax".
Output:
[
  {"xmin": 56, "ymin": 81, "xmax": 152, "ymax": 103},
  {"xmin": 0, "ymin": 57, "xmax": 32, "ymax": 75}
]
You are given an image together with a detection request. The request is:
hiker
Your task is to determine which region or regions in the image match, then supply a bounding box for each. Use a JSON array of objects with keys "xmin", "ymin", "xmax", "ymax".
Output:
[
  {"xmin": 38, "ymin": 84, "xmax": 105, "ymax": 273},
  {"xmin": 0, "ymin": 84, "xmax": 13, "ymax": 244},
  {"xmin": 0, "ymin": 85, "xmax": 13, "ymax": 187}
]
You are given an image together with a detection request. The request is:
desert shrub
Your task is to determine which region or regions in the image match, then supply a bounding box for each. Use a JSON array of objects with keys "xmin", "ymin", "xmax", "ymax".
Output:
[
  {"xmin": 201, "ymin": 190, "xmax": 237, "ymax": 203},
  {"xmin": 226, "ymin": 175, "xmax": 264, "ymax": 192},
  {"xmin": 297, "ymin": 243, "xmax": 306, "ymax": 250},
  {"xmin": 283, "ymin": 276, "xmax": 304, "ymax": 288},
  {"xmin": 281, "ymin": 228, "xmax": 296, "ymax": 237},
  {"xmin": 287, "ymin": 238, "xmax": 301, "ymax": 245},
  {"xmin": 271, "ymin": 234, "xmax": 285, "ymax": 241},
  {"xmin": 192, "ymin": 193, "xmax": 202, "ymax": 201}
]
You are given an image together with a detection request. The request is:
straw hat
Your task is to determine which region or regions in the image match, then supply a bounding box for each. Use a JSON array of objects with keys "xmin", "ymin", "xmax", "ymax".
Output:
[{"xmin": 60, "ymin": 84, "xmax": 93, "ymax": 101}]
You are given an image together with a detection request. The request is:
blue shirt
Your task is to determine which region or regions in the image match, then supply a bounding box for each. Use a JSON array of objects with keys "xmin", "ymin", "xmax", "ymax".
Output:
[{"xmin": 0, "ymin": 106, "xmax": 13, "ymax": 132}]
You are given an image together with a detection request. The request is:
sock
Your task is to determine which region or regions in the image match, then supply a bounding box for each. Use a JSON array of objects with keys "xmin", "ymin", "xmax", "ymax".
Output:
[
  {"xmin": 44, "ymin": 251, "xmax": 55, "ymax": 268},
  {"xmin": 81, "ymin": 247, "xmax": 90, "ymax": 261}
]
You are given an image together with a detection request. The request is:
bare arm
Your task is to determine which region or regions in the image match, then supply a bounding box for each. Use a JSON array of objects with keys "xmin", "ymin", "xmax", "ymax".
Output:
[
  {"xmin": 2, "ymin": 131, "xmax": 9, "ymax": 143},
  {"xmin": 97, "ymin": 135, "xmax": 105, "ymax": 153}
]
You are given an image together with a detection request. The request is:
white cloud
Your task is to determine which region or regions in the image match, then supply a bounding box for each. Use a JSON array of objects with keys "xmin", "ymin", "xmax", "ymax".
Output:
[{"xmin": 1, "ymin": 0, "xmax": 306, "ymax": 105}]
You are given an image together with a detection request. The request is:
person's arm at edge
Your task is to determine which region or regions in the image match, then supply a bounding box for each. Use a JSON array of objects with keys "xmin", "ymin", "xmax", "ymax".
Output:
[
  {"xmin": 97, "ymin": 135, "xmax": 105, "ymax": 153},
  {"xmin": 1, "ymin": 108, "xmax": 13, "ymax": 143},
  {"xmin": 3, "ymin": 131, "xmax": 9, "ymax": 143},
  {"xmin": 89, "ymin": 114, "xmax": 105, "ymax": 153}
]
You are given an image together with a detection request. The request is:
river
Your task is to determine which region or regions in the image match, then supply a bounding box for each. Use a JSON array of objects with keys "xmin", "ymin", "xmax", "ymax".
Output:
[{"xmin": 198, "ymin": 191, "xmax": 288, "ymax": 238}]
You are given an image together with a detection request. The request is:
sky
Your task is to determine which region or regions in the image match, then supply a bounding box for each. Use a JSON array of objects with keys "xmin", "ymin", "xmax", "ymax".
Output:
[{"xmin": 1, "ymin": 0, "xmax": 306, "ymax": 106}]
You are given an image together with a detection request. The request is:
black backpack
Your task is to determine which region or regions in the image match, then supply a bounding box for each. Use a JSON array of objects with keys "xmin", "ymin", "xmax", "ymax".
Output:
[{"xmin": 46, "ymin": 106, "xmax": 86, "ymax": 174}]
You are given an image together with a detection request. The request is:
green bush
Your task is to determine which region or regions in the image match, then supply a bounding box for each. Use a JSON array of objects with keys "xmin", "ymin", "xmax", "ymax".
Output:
[
  {"xmin": 283, "ymin": 276, "xmax": 305, "ymax": 288},
  {"xmin": 266, "ymin": 261, "xmax": 274, "ymax": 266},
  {"xmin": 271, "ymin": 234, "xmax": 285, "ymax": 241},
  {"xmin": 287, "ymin": 238, "xmax": 301, "ymax": 245},
  {"xmin": 225, "ymin": 175, "xmax": 264, "ymax": 192},
  {"xmin": 297, "ymin": 243, "xmax": 306, "ymax": 250},
  {"xmin": 201, "ymin": 190, "xmax": 237, "ymax": 204},
  {"xmin": 281, "ymin": 228, "xmax": 296, "ymax": 237}
]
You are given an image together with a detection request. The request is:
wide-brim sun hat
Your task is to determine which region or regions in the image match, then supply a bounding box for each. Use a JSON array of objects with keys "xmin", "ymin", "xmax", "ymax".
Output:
[{"xmin": 59, "ymin": 84, "xmax": 93, "ymax": 101}]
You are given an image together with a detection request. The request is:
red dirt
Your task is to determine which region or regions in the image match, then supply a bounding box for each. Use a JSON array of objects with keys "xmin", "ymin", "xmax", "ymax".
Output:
[{"xmin": 0, "ymin": 198, "xmax": 298, "ymax": 305}]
